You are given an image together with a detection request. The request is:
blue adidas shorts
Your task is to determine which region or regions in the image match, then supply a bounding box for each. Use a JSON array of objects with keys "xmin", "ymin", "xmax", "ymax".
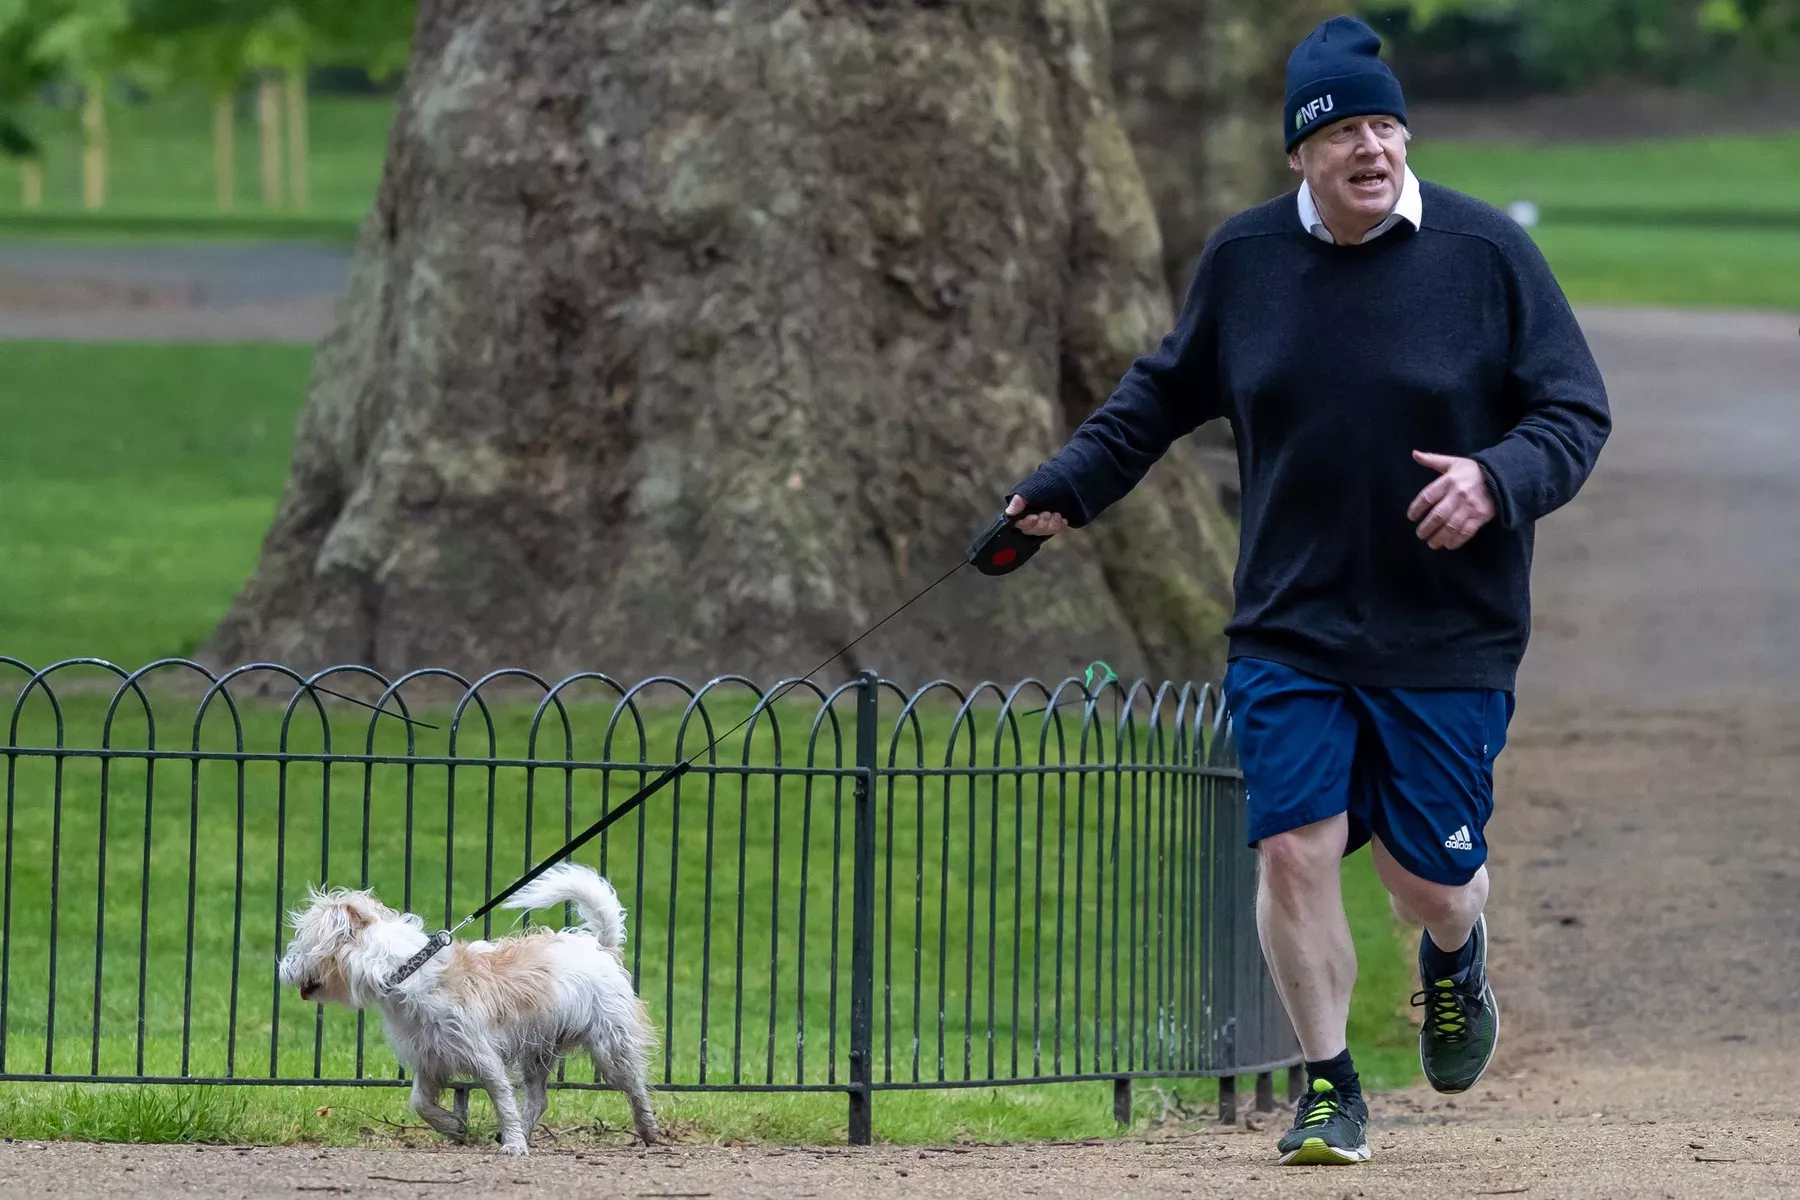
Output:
[{"xmin": 1221, "ymin": 657, "xmax": 1515, "ymax": 887}]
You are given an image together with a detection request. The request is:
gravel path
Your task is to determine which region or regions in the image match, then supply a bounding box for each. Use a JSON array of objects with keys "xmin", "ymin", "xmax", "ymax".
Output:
[
  {"xmin": 1, "ymin": 255, "xmax": 1797, "ymax": 1195},
  {"xmin": 0, "ymin": 240, "xmax": 348, "ymax": 341}
]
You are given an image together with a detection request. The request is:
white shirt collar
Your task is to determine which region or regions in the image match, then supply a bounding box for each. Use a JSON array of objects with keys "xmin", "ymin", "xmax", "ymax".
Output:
[{"xmin": 1297, "ymin": 166, "xmax": 1422, "ymax": 245}]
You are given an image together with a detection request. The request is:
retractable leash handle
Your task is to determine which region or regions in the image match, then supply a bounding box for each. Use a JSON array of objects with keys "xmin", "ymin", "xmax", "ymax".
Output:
[{"xmin": 967, "ymin": 505, "xmax": 1053, "ymax": 576}]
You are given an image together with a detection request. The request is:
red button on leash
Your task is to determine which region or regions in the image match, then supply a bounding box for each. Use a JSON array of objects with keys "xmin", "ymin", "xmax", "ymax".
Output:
[{"xmin": 967, "ymin": 511, "xmax": 1050, "ymax": 576}]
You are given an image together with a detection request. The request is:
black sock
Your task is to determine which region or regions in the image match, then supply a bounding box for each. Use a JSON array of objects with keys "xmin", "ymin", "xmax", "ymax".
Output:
[
  {"xmin": 1304, "ymin": 1048, "xmax": 1360, "ymax": 1097},
  {"xmin": 1421, "ymin": 927, "xmax": 1478, "ymax": 979}
]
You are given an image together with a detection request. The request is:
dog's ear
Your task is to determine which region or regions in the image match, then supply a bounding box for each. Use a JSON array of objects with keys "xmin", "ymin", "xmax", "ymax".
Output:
[{"xmin": 341, "ymin": 898, "xmax": 376, "ymax": 935}]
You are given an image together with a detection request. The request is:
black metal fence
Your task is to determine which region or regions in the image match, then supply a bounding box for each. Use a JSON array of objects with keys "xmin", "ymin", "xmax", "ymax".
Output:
[{"xmin": 0, "ymin": 657, "xmax": 1299, "ymax": 1141}]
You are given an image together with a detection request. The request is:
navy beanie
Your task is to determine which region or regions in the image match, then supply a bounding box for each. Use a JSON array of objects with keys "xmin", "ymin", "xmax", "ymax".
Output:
[{"xmin": 1283, "ymin": 16, "xmax": 1407, "ymax": 152}]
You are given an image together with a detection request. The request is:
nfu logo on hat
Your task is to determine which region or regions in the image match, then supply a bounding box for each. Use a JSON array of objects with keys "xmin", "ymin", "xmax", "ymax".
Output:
[{"xmin": 1294, "ymin": 95, "xmax": 1335, "ymax": 129}]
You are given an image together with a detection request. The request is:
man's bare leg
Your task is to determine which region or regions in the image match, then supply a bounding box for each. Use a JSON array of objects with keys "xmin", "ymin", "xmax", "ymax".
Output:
[
  {"xmin": 1257, "ymin": 812, "xmax": 1372, "ymax": 1165},
  {"xmin": 1256, "ymin": 813, "xmax": 1356, "ymax": 1060},
  {"xmin": 1371, "ymin": 835, "xmax": 1487, "ymax": 954},
  {"xmin": 1370, "ymin": 834, "xmax": 1501, "ymax": 1094}
]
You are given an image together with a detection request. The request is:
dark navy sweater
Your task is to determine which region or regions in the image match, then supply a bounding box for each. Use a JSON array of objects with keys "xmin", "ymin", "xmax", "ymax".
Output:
[{"xmin": 1013, "ymin": 182, "xmax": 1611, "ymax": 691}]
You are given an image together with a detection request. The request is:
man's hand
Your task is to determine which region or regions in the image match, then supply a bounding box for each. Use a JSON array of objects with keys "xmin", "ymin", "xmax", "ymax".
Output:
[
  {"xmin": 1005, "ymin": 494, "xmax": 1069, "ymax": 538},
  {"xmin": 1406, "ymin": 451, "xmax": 1496, "ymax": 550}
]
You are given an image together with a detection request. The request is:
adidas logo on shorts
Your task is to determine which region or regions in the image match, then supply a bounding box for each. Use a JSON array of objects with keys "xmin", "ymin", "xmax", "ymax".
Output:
[{"xmin": 1442, "ymin": 825, "xmax": 1474, "ymax": 851}]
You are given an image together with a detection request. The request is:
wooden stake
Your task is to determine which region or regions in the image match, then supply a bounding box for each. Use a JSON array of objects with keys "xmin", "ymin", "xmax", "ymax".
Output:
[
  {"xmin": 258, "ymin": 75, "xmax": 284, "ymax": 210},
  {"xmin": 285, "ymin": 67, "xmax": 309, "ymax": 212},
  {"xmin": 21, "ymin": 161, "xmax": 43, "ymax": 209},
  {"xmin": 82, "ymin": 81, "xmax": 107, "ymax": 210},
  {"xmin": 214, "ymin": 89, "xmax": 237, "ymax": 213}
]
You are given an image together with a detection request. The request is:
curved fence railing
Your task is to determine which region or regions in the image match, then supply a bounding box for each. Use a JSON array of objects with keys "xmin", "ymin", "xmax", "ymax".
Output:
[{"xmin": 0, "ymin": 657, "xmax": 1299, "ymax": 1140}]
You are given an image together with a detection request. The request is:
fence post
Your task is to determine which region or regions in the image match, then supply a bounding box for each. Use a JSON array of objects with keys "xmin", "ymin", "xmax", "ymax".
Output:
[
  {"xmin": 1113, "ymin": 1078, "xmax": 1132, "ymax": 1125},
  {"xmin": 847, "ymin": 669, "xmax": 878, "ymax": 1146}
]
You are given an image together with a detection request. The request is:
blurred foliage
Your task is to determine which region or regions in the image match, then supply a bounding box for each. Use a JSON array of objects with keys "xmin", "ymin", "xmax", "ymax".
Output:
[
  {"xmin": 0, "ymin": 0, "xmax": 415, "ymax": 160},
  {"xmin": 2, "ymin": 0, "xmax": 1796, "ymax": 163},
  {"xmin": 1363, "ymin": 0, "xmax": 1800, "ymax": 97}
]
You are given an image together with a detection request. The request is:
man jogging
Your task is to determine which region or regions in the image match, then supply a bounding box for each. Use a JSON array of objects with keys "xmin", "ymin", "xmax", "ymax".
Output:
[{"xmin": 1004, "ymin": 14, "xmax": 1610, "ymax": 1168}]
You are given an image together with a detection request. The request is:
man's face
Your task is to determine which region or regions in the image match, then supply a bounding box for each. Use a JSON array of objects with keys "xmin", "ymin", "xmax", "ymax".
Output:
[{"xmin": 1289, "ymin": 114, "xmax": 1408, "ymax": 229}]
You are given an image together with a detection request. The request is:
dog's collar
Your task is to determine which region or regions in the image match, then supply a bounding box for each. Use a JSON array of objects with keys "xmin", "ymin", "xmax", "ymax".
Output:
[{"xmin": 381, "ymin": 929, "xmax": 452, "ymax": 993}]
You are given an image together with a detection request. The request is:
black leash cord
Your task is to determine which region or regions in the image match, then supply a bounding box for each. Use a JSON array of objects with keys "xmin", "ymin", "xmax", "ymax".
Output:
[
  {"xmin": 379, "ymin": 503, "xmax": 1055, "ymax": 991},
  {"xmin": 378, "ymin": 554, "xmax": 973, "ymax": 990}
]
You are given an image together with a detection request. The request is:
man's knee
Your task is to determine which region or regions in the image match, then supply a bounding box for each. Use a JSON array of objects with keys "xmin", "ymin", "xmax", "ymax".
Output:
[
  {"xmin": 1388, "ymin": 868, "xmax": 1485, "ymax": 928},
  {"xmin": 1258, "ymin": 820, "xmax": 1347, "ymax": 893}
]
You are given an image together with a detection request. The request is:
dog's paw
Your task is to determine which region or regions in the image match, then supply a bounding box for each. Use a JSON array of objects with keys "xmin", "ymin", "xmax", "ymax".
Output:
[{"xmin": 498, "ymin": 1140, "xmax": 529, "ymax": 1157}]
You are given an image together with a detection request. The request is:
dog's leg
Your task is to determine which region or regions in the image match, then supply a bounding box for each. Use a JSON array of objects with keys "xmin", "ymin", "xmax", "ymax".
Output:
[
  {"xmin": 520, "ymin": 1051, "xmax": 554, "ymax": 1135},
  {"xmin": 473, "ymin": 1051, "xmax": 530, "ymax": 1156},
  {"xmin": 409, "ymin": 1071, "xmax": 468, "ymax": 1143},
  {"xmin": 589, "ymin": 1038, "xmax": 659, "ymax": 1145}
]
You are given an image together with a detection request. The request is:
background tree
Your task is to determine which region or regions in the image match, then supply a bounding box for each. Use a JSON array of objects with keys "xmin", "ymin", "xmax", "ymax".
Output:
[
  {"xmin": 0, "ymin": 0, "xmax": 59, "ymax": 207},
  {"xmin": 1364, "ymin": 0, "xmax": 1800, "ymax": 97},
  {"xmin": 1112, "ymin": 0, "xmax": 1342, "ymax": 303},
  {"xmin": 123, "ymin": 0, "xmax": 418, "ymax": 212},
  {"xmin": 204, "ymin": 0, "xmax": 1239, "ymax": 689},
  {"xmin": 31, "ymin": 0, "xmax": 136, "ymax": 208}
]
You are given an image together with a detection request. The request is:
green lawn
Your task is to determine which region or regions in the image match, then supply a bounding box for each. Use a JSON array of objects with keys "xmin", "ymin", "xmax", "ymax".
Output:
[
  {"xmin": 4, "ymin": 87, "xmax": 1800, "ymax": 307},
  {"xmin": 1512, "ymin": 223, "xmax": 1800, "ymax": 309},
  {"xmin": 0, "ymin": 343, "xmax": 316, "ymax": 670},
  {"xmin": 0, "ymin": 341, "xmax": 1423, "ymax": 1145},
  {"xmin": 0, "ymin": 677, "xmax": 1417, "ymax": 1145},
  {"xmin": 1410, "ymin": 132, "xmax": 1800, "ymax": 310},
  {"xmin": 0, "ymin": 686, "xmax": 1239, "ymax": 1134},
  {"xmin": 0, "ymin": 88, "xmax": 391, "ymax": 224},
  {"xmin": 1410, "ymin": 131, "xmax": 1800, "ymax": 219}
]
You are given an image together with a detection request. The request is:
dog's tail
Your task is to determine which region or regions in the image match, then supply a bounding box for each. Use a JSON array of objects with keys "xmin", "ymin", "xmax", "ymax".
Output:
[{"xmin": 501, "ymin": 862, "xmax": 628, "ymax": 950}]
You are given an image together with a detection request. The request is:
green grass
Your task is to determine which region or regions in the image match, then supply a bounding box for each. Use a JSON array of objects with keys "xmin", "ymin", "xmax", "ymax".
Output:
[
  {"xmin": 1512, "ymin": 223, "xmax": 1800, "ymax": 309},
  {"xmin": 0, "ymin": 341, "xmax": 1421, "ymax": 1145},
  {"xmin": 1410, "ymin": 131, "xmax": 1800, "ymax": 219},
  {"xmin": 4, "ymin": 84, "xmax": 1800, "ymax": 307},
  {"xmin": 0, "ymin": 679, "xmax": 1421, "ymax": 1145},
  {"xmin": 0, "ymin": 212, "xmax": 361, "ymax": 244},
  {"xmin": 0, "ymin": 88, "xmax": 391, "ymax": 224},
  {"xmin": 0, "ymin": 343, "xmax": 315, "ymax": 670},
  {"xmin": 1411, "ymin": 132, "xmax": 1800, "ymax": 310}
]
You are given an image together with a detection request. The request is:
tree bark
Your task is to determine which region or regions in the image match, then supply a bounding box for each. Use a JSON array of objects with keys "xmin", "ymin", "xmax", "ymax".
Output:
[
  {"xmin": 1112, "ymin": 0, "xmax": 1340, "ymax": 299},
  {"xmin": 1110, "ymin": 0, "xmax": 1340, "ymax": 506},
  {"xmin": 81, "ymin": 81, "xmax": 105, "ymax": 211},
  {"xmin": 286, "ymin": 66, "xmax": 309, "ymax": 212},
  {"xmin": 214, "ymin": 89, "xmax": 235, "ymax": 213},
  {"xmin": 206, "ymin": 0, "xmax": 1237, "ymax": 690},
  {"xmin": 258, "ymin": 75, "xmax": 283, "ymax": 210}
]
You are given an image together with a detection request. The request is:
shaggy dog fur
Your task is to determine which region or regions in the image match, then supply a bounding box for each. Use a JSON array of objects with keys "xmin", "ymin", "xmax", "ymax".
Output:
[{"xmin": 277, "ymin": 863, "xmax": 658, "ymax": 1154}]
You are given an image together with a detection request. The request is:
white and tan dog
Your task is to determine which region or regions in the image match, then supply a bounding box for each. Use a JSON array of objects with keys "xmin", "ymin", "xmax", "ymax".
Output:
[{"xmin": 277, "ymin": 863, "xmax": 658, "ymax": 1154}]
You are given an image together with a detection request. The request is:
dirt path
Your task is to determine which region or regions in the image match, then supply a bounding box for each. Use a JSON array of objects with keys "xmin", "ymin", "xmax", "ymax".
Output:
[
  {"xmin": 0, "ymin": 241, "xmax": 346, "ymax": 341},
  {"xmin": 1, "ymin": 1116, "xmax": 1797, "ymax": 1200},
  {"xmin": 2, "ymin": 303, "xmax": 1797, "ymax": 1194}
]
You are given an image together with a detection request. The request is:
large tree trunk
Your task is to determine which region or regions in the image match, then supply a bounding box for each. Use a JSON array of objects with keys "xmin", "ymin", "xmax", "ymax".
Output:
[
  {"xmin": 1110, "ymin": 0, "xmax": 1340, "ymax": 506},
  {"xmin": 206, "ymin": 0, "xmax": 1237, "ymax": 689},
  {"xmin": 1112, "ymin": 0, "xmax": 1340, "ymax": 300}
]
